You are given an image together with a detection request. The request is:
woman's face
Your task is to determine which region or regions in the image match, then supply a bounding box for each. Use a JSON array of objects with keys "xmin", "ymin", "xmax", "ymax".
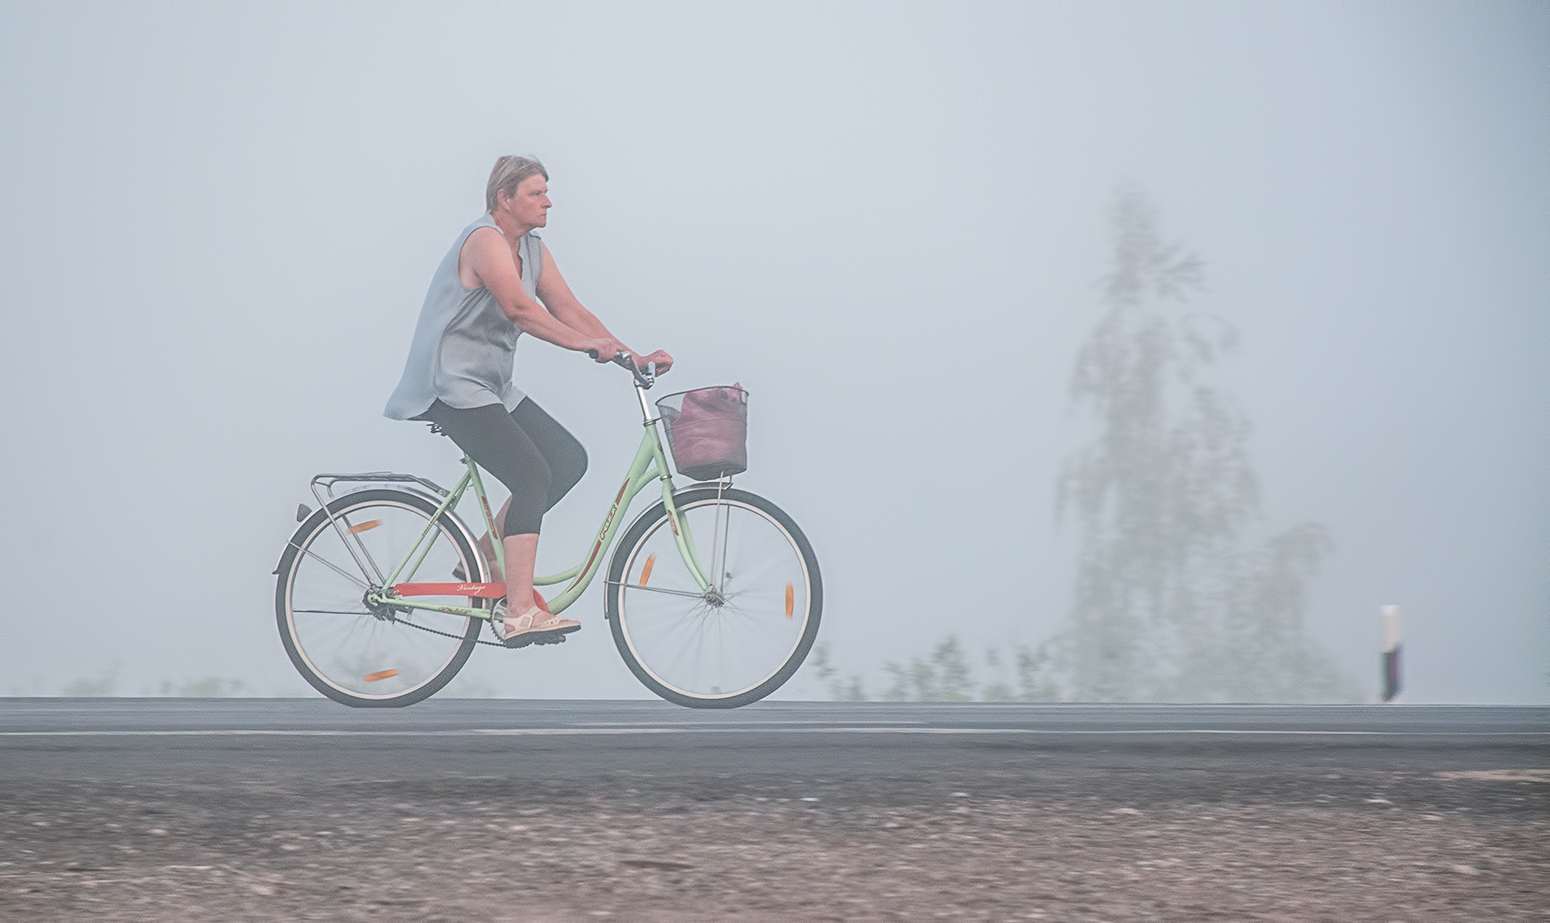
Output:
[{"xmin": 502, "ymin": 175, "xmax": 551, "ymax": 228}]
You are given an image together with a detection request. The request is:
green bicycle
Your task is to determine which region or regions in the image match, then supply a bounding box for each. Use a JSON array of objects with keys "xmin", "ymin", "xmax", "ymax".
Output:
[{"xmin": 273, "ymin": 355, "xmax": 822, "ymax": 709}]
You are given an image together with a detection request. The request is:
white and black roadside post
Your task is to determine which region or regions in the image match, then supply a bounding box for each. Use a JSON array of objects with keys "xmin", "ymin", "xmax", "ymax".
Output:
[{"xmin": 1381, "ymin": 605, "xmax": 1402, "ymax": 704}]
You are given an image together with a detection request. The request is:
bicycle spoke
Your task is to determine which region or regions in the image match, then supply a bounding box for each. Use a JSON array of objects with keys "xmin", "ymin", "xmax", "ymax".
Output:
[
  {"xmin": 293, "ymin": 543, "xmax": 372, "ymax": 590},
  {"xmin": 605, "ymin": 580, "xmax": 708, "ymax": 600}
]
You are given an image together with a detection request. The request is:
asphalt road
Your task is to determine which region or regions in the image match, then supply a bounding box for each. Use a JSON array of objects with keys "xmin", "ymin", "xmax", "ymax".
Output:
[
  {"xmin": 2, "ymin": 701, "xmax": 1547, "ymax": 921},
  {"xmin": 2, "ymin": 699, "xmax": 1545, "ymax": 788}
]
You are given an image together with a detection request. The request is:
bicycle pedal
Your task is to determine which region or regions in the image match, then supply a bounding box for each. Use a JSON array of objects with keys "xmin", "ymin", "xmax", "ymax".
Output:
[{"xmin": 501, "ymin": 630, "xmax": 568, "ymax": 649}]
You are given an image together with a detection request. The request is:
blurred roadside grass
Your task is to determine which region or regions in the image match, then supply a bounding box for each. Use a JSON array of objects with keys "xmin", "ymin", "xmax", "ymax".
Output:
[
  {"xmin": 55, "ymin": 669, "xmax": 253, "ymax": 697},
  {"xmin": 38, "ymin": 669, "xmax": 499, "ymax": 698},
  {"xmin": 809, "ymin": 633, "xmax": 1361, "ymax": 704},
  {"xmin": 810, "ymin": 637, "xmax": 1063, "ymax": 703}
]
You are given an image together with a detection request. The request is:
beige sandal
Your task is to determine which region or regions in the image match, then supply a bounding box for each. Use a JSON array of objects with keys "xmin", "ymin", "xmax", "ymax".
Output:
[{"xmin": 501, "ymin": 603, "xmax": 581, "ymax": 646}]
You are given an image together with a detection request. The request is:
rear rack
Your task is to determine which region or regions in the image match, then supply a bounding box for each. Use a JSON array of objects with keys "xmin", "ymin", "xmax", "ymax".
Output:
[
  {"xmin": 293, "ymin": 472, "xmax": 460, "ymax": 586},
  {"xmin": 310, "ymin": 471, "xmax": 452, "ymax": 504}
]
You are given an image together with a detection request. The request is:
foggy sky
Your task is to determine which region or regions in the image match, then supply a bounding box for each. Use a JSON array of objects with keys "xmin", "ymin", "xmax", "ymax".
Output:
[{"xmin": 1, "ymin": 1, "xmax": 1545, "ymax": 702}]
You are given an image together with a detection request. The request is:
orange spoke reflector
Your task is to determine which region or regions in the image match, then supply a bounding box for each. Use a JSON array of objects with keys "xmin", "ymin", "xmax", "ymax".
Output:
[
  {"xmin": 347, "ymin": 520, "xmax": 382, "ymax": 534},
  {"xmin": 785, "ymin": 583, "xmax": 794, "ymax": 618},
  {"xmin": 640, "ymin": 553, "xmax": 656, "ymax": 586},
  {"xmin": 363, "ymin": 669, "xmax": 398, "ymax": 683}
]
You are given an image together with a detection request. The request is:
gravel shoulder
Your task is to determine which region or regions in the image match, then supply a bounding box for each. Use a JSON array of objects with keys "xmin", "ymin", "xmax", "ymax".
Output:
[{"xmin": 2, "ymin": 752, "xmax": 1546, "ymax": 921}]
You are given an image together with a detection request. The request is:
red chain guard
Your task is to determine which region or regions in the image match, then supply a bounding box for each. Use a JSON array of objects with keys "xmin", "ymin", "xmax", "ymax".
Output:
[
  {"xmin": 393, "ymin": 585, "xmax": 548, "ymax": 612},
  {"xmin": 393, "ymin": 582, "xmax": 505, "ymax": 599}
]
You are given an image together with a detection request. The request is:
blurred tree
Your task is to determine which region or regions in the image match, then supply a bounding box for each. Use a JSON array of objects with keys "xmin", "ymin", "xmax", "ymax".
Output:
[
  {"xmin": 63, "ymin": 670, "xmax": 119, "ymax": 697},
  {"xmin": 169, "ymin": 677, "xmax": 248, "ymax": 697},
  {"xmin": 980, "ymin": 648, "xmax": 1016, "ymax": 701},
  {"xmin": 1012, "ymin": 643, "xmax": 1064, "ymax": 702},
  {"xmin": 1056, "ymin": 187, "xmax": 1352, "ymax": 702},
  {"xmin": 981, "ymin": 644, "xmax": 1062, "ymax": 701},
  {"xmin": 883, "ymin": 636, "xmax": 974, "ymax": 701},
  {"xmin": 810, "ymin": 643, "xmax": 870, "ymax": 701}
]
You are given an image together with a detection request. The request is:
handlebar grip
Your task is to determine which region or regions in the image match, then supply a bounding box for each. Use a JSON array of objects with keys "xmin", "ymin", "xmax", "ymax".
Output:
[{"xmin": 587, "ymin": 348, "xmax": 599, "ymax": 359}]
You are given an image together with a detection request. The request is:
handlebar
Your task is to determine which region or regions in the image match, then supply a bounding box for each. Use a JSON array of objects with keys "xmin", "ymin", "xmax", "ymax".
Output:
[{"xmin": 587, "ymin": 348, "xmax": 657, "ymax": 389}]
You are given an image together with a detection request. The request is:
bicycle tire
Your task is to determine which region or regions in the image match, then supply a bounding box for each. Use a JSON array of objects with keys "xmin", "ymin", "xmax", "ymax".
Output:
[
  {"xmin": 605, "ymin": 486, "xmax": 822, "ymax": 708},
  {"xmin": 275, "ymin": 488, "xmax": 486, "ymax": 707}
]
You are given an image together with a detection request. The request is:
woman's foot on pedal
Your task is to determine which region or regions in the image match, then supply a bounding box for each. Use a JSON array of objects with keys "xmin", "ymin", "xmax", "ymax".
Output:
[{"xmin": 500, "ymin": 602, "xmax": 581, "ymax": 646}]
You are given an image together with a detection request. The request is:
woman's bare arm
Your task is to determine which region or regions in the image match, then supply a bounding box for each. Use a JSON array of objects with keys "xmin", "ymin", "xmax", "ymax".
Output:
[
  {"xmin": 463, "ymin": 228, "xmax": 623, "ymax": 361},
  {"xmin": 533, "ymin": 243, "xmax": 612, "ymax": 338},
  {"xmin": 536, "ymin": 243, "xmax": 674, "ymax": 372}
]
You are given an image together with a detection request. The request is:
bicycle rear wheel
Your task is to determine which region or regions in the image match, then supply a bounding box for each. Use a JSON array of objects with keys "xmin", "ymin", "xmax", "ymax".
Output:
[
  {"xmin": 606, "ymin": 486, "xmax": 822, "ymax": 708},
  {"xmin": 275, "ymin": 488, "xmax": 485, "ymax": 707}
]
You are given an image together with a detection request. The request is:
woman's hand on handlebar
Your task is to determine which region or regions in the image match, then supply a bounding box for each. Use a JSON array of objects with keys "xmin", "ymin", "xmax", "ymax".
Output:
[
  {"xmin": 583, "ymin": 337, "xmax": 627, "ymax": 363},
  {"xmin": 636, "ymin": 349, "xmax": 673, "ymax": 374},
  {"xmin": 583, "ymin": 342, "xmax": 672, "ymax": 381}
]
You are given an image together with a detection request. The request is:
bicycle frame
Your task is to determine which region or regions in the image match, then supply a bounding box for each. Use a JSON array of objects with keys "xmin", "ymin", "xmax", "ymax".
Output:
[{"xmin": 356, "ymin": 380, "xmax": 716, "ymax": 623}]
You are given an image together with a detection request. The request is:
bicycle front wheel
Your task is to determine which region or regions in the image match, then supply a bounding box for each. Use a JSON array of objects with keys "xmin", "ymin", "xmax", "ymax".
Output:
[
  {"xmin": 606, "ymin": 486, "xmax": 822, "ymax": 708},
  {"xmin": 275, "ymin": 488, "xmax": 486, "ymax": 707}
]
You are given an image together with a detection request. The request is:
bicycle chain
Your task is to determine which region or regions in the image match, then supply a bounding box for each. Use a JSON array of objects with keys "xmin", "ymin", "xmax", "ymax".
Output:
[
  {"xmin": 388, "ymin": 605, "xmax": 571, "ymax": 648},
  {"xmin": 388, "ymin": 607, "xmax": 511, "ymax": 647}
]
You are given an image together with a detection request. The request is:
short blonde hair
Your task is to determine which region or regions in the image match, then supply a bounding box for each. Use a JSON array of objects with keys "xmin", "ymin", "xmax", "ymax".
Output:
[{"xmin": 486, "ymin": 155, "xmax": 548, "ymax": 212}]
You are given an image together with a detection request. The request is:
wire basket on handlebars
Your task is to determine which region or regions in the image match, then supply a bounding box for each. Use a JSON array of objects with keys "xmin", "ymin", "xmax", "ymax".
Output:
[{"xmin": 655, "ymin": 384, "xmax": 749, "ymax": 482}]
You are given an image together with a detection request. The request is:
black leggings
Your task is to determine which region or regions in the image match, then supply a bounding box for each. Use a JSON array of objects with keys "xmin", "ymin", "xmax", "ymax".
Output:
[{"xmin": 424, "ymin": 398, "xmax": 587, "ymax": 536}]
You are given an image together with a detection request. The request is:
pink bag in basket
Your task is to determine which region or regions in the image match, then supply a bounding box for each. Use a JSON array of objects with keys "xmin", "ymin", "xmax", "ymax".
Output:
[{"xmin": 657, "ymin": 384, "xmax": 748, "ymax": 481}]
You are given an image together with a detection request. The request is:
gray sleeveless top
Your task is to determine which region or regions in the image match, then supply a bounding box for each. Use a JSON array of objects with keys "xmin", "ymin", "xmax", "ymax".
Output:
[{"xmin": 384, "ymin": 214, "xmax": 542, "ymax": 420}]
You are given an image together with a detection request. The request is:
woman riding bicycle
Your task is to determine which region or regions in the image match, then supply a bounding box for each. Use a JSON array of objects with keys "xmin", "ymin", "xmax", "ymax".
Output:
[{"xmin": 384, "ymin": 155, "xmax": 673, "ymax": 645}]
